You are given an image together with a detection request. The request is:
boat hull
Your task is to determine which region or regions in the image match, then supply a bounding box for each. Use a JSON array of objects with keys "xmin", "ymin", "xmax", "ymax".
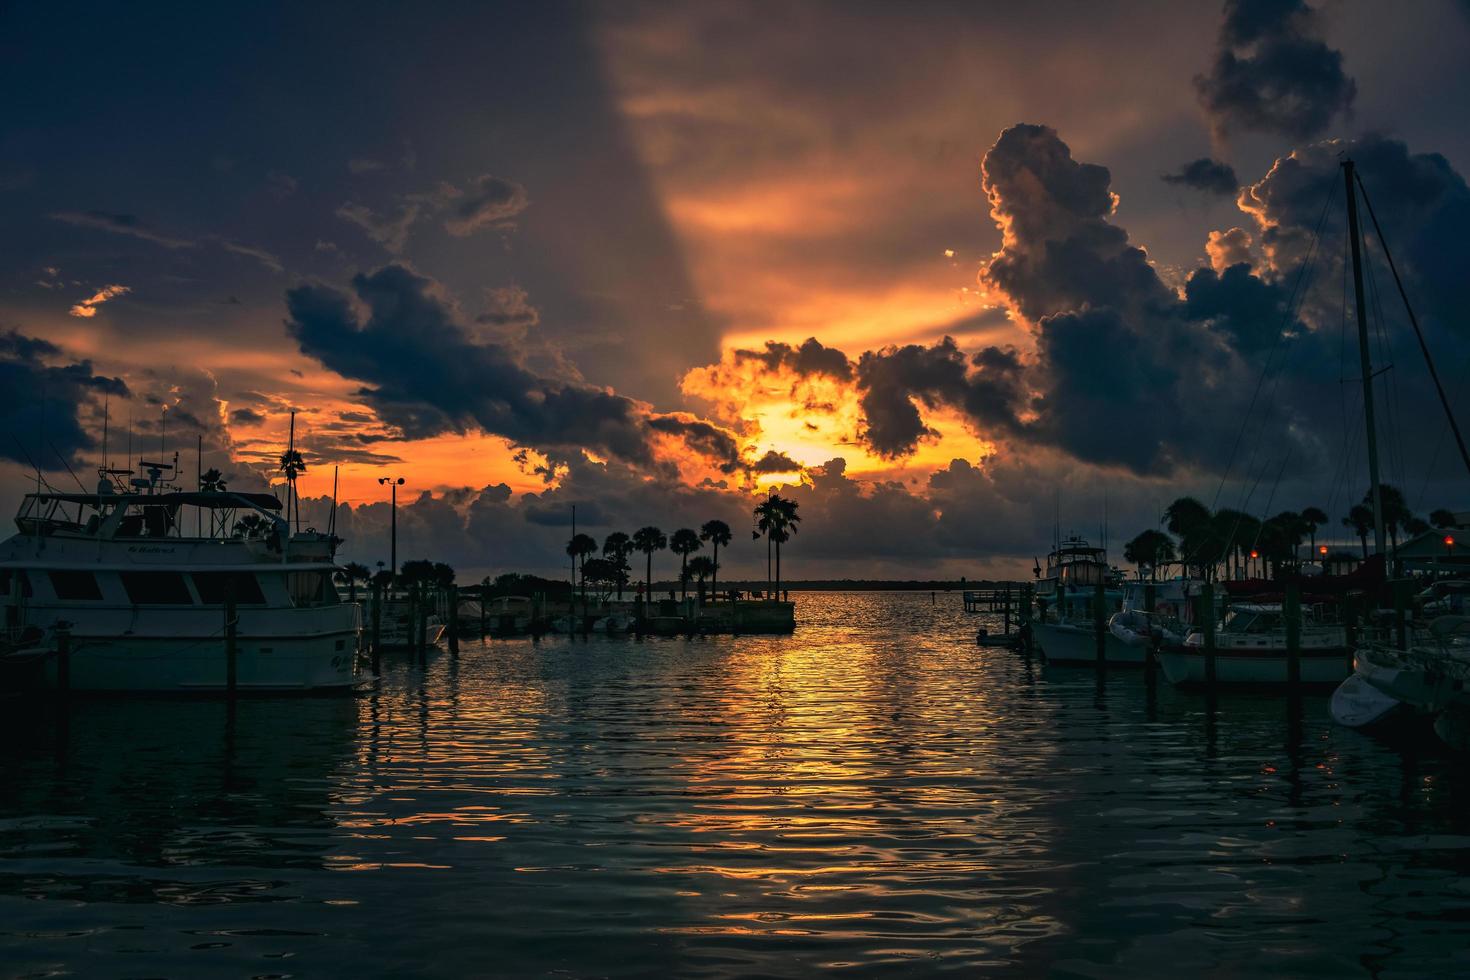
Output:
[
  {"xmin": 41, "ymin": 630, "xmax": 358, "ymax": 692},
  {"xmin": 1034, "ymin": 622, "xmax": 1148, "ymax": 666},
  {"xmin": 1157, "ymin": 646, "xmax": 1350, "ymax": 687}
]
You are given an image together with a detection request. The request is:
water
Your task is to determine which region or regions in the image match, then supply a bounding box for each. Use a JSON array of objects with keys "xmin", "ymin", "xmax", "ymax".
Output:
[{"xmin": 2, "ymin": 591, "xmax": 1469, "ymax": 978}]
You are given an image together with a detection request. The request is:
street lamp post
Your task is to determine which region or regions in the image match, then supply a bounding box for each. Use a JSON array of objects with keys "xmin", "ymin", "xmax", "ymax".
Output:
[{"xmin": 379, "ymin": 476, "xmax": 405, "ymax": 585}]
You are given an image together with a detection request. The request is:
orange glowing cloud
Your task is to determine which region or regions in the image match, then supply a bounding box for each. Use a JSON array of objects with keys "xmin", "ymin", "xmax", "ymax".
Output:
[{"xmin": 68, "ymin": 284, "xmax": 129, "ymax": 317}]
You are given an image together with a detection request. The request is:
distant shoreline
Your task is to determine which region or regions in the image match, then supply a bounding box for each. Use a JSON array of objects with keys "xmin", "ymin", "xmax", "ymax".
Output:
[{"xmin": 647, "ymin": 579, "xmax": 1024, "ymax": 592}]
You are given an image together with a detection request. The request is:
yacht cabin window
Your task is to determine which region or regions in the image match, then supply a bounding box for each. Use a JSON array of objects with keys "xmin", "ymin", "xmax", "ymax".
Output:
[
  {"xmin": 287, "ymin": 571, "xmax": 339, "ymax": 607},
  {"xmin": 120, "ymin": 571, "xmax": 194, "ymax": 605},
  {"xmin": 0, "ymin": 570, "xmax": 33, "ymax": 598},
  {"xmin": 48, "ymin": 570, "xmax": 103, "ymax": 601},
  {"xmin": 192, "ymin": 572, "xmax": 267, "ymax": 605}
]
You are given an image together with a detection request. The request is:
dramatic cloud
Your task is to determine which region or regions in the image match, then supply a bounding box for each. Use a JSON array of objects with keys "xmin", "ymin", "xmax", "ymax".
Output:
[
  {"xmin": 1205, "ymin": 226, "xmax": 1254, "ymax": 271},
  {"xmin": 442, "ymin": 175, "xmax": 530, "ymax": 236},
  {"xmin": 68, "ymin": 283, "xmax": 130, "ymax": 317},
  {"xmin": 1162, "ymin": 157, "xmax": 1239, "ymax": 196},
  {"xmin": 733, "ymin": 338, "xmax": 853, "ymax": 381},
  {"xmin": 856, "ymin": 337, "xmax": 1024, "ymax": 458},
  {"xmin": 645, "ymin": 412, "xmax": 743, "ymax": 473},
  {"xmin": 749, "ymin": 449, "xmax": 802, "ymax": 474},
  {"xmin": 335, "ymin": 201, "xmax": 420, "ymax": 254},
  {"xmin": 286, "ymin": 264, "xmax": 744, "ymax": 478},
  {"xmin": 0, "ymin": 331, "xmax": 128, "ymax": 468},
  {"xmin": 230, "ymin": 407, "xmax": 266, "ymax": 426},
  {"xmin": 476, "ymin": 285, "xmax": 540, "ymax": 327},
  {"xmin": 980, "ymin": 124, "xmax": 1172, "ymax": 322},
  {"xmin": 1195, "ymin": 0, "xmax": 1355, "ymax": 140}
]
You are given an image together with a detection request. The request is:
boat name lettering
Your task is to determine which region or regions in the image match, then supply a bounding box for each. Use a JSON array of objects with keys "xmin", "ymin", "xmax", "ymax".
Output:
[{"xmin": 127, "ymin": 545, "xmax": 177, "ymax": 554}]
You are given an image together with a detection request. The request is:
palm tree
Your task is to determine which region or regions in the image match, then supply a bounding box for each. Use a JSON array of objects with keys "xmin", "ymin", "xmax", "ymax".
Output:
[
  {"xmin": 1300, "ymin": 506, "xmax": 1328, "ymax": 558},
  {"xmin": 754, "ymin": 494, "xmax": 800, "ymax": 601},
  {"xmin": 602, "ymin": 531, "xmax": 633, "ymax": 599},
  {"xmin": 687, "ymin": 555, "xmax": 717, "ymax": 604},
  {"xmin": 632, "ymin": 526, "xmax": 667, "ymax": 603},
  {"xmin": 1122, "ymin": 529, "xmax": 1175, "ymax": 580},
  {"xmin": 1343, "ymin": 504, "xmax": 1374, "ymax": 559},
  {"xmin": 278, "ymin": 446, "xmax": 306, "ymax": 529},
  {"xmin": 566, "ymin": 533, "xmax": 597, "ymax": 604},
  {"xmin": 1431, "ymin": 508, "xmax": 1458, "ymax": 529},
  {"xmin": 1375, "ymin": 484, "xmax": 1412, "ymax": 553},
  {"xmin": 1163, "ymin": 496, "xmax": 1212, "ymax": 578},
  {"xmin": 338, "ymin": 561, "xmax": 371, "ymax": 605},
  {"xmin": 199, "ymin": 467, "xmax": 227, "ymax": 493},
  {"xmin": 1404, "ymin": 516, "xmax": 1431, "ymax": 538},
  {"xmin": 699, "ymin": 519, "xmax": 732, "ymax": 604},
  {"xmin": 669, "ymin": 528, "xmax": 702, "ymax": 599},
  {"xmin": 1211, "ymin": 508, "xmax": 1258, "ymax": 579},
  {"xmin": 233, "ymin": 513, "xmax": 270, "ymax": 539}
]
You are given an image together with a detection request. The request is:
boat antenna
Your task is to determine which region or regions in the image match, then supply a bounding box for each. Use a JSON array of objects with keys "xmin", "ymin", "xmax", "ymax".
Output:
[
  {"xmin": 101, "ymin": 392, "xmax": 109, "ymax": 473},
  {"xmin": 1343, "ymin": 158, "xmax": 1387, "ymax": 554},
  {"xmin": 328, "ymin": 464, "xmax": 339, "ymax": 544},
  {"xmin": 197, "ymin": 434, "xmax": 203, "ymax": 537},
  {"xmin": 1354, "ymin": 169, "xmax": 1470, "ymax": 481},
  {"xmin": 48, "ymin": 440, "xmax": 88, "ymax": 494}
]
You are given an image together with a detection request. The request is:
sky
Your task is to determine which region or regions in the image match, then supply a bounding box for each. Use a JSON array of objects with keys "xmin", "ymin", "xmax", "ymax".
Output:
[{"xmin": 4, "ymin": 0, "xmax": 1470, "ymax": 582}]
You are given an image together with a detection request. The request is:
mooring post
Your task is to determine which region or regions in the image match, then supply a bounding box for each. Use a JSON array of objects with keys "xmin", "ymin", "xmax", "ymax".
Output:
[
  {"xmin": 1342, "ymin": 593, "xmax": 1358, "ymax": 675},
  {"xmin": 479, "ymin": 579, "xmax": 487, "ymax": 637},
  {"xmin": 447, "ymin": 584, "xmax": 460, "ymax": 657},
  {"xmin": 55, "ymin": 621, "xmax": 72, "ymax": 695},
  {"xmin": 1003, "ymin": 586, "xmax": 1011, "ymax": 636},
  {"xmin": 407, "ymin": 584, "xmax": 420, "ymax": 661},
  {"xmin": 1285, "ymin": 579, "xmax": 1301, "ymax": 689},
  {"xmin": 1202, "ymin": 582, "xmax": 1217, "ymax": 687},
  {"xmin": 418, "ymin": 585, "xmax": 430, "ymax": 665},
  {"xmin": 370, "ymin": 579, "xmax": 382, "ymax": 676},
  {"xmin": 1393, "ymin": 579, "xmax": 1408, "ymax": 653},
  {"xmin": 1144, "ymin": 582, "xmax": 1157, "ymax": 673},
  {"xmin": 1093, "ymin": 581, "xmax": 1106, "ymax": 665},
  {"xmin": 224, "ymin": 579, "xmax": 238, "ymax": 698}
]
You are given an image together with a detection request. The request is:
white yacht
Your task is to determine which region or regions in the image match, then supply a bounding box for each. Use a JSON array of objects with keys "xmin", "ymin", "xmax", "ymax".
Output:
[
  {"xmin": 1157, "ymin": 603, "xmax": 1351, "ymax": 687},
  {"xmin": 0, "ymin": 473, "xmax": 359, "ymax": 692},
  {"xmin": 1031, "ymin": 536, "xmax": 1134, "ymax": 665}
]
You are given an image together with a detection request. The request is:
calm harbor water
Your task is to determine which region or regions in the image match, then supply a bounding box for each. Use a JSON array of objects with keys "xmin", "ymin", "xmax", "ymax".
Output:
[{"xmin": 2, "ymin": 590, "xmax": 1469, "ymax": 977}]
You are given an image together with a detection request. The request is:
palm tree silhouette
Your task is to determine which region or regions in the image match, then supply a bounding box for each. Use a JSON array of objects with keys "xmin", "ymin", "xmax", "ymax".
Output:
[
  {"xmin": 233, "ymin": 513, "xmax": 270, "ymax": 539},
  {"xmin": 602, "ymin": 531, "xmax": 633, "ymax": 599},
  {"xmin": 687, "ymin": 555, "xmax": 717, "ymax": 604},
  {"xmin": 632, "ymin": 526, "xmax": 666, "ymax": 603},
  {"xmin": 566, "ymin": 533, "xmax": 597, "ymax": 605},
  {"xmin": 1343, "ymin": 504, "xmax": 1374, "ymax": 559},
  {"xmin": 669, "ymin": 528, "xmax": 702, "ymax": 599},
  {"xmin": 338, "ymin": 561, "xmax": 371, "ymax": 605},
  {"xmin": 199, "ymin": 467, "xmax": 227, "ymax": 493},
  {"xmin": 1122, "ymin": 529, "xmax": 1175, "ymax": 581},
  {"xmin": 754, "ymin": 494, "xmax": 800, "ymax": 601},
  {"xmin": 1300, "ymin": 506, "xmax": 1328, "ymax": 559},
  {"xmin": 700, "ymin": 520, "xmax": 731, "ymax": 604}
]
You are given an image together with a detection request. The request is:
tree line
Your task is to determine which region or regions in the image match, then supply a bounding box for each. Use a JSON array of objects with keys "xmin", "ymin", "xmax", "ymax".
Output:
[{"xmin": 1122, "ymin": 485, "xmax": 1456, "ymax": 581}]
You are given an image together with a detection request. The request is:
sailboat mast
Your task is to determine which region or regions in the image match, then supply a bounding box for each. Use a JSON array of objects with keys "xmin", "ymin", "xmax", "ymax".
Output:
[{"xmin": 1343, "ymin": 159, "xmax": 1387, "ymax": 555}]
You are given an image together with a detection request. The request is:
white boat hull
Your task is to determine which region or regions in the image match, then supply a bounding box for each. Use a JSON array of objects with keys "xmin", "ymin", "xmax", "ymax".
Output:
[
  {"xmin": 43, "ymin": 630, "xmax": 357, "ymax": 691},
  {"xmin": 1034, "ymin": 622, "xmax": 1147, "ymax": 666},
  {"xmin": 1157, "ymin": 647, "xmax": 1350, "ymax": 686}
]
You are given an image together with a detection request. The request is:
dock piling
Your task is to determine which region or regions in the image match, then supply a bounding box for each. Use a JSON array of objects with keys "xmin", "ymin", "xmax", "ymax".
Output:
[
  {"xmin": 1201, "ymin": 582, "xmax": 1217, "ymax": 687},
  {"xmin": 1093, "ymin": 581, "xmax": 1106, "ymax": 665},
  {"xmin": 370, "ymin": 579, "xmax": 382, "ymax": 676},
  {"xmin": 1144, "ymin": 582, "xmax": 1157, "ymax": 673},
  {"xmin": 448, "ymin": 584, "xmax": 460, "ymax": 657},
  {"xmin": 1285, "ymin": 580, "xmax": 1301, "ymax": 689},
  {"xmin": 224, "ymin": 582, "xmax": 238, "ymax": 698},
  {"xmin": 55, "ymin": 621, "xmax": 72, "ymax": 695}
]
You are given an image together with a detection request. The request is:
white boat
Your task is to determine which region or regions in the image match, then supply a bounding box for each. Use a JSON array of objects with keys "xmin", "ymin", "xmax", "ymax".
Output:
[
  {"xmin": 601, "ymin": 613, "xmax": 633, "ymax": 633},
  {"xmin": 1157, "ymin": 604, "xmax": 1350, "ymax": 687},
  {"xmin": 1336, "ymin": 617, "xmax": 1470, "ymax": 738},
  {"xmin": 1, "ymin": 483, "xmax": 359, "ymax": 692},
  {"xmin": 1030, "ymin": 535, "xmax": 1136, "ymax": 665}
]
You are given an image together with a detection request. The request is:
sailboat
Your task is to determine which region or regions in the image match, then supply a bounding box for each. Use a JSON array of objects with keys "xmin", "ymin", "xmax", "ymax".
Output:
[{"xmin": 1324, "ymin": 158, "xmax": 1470, "ymax": 739}]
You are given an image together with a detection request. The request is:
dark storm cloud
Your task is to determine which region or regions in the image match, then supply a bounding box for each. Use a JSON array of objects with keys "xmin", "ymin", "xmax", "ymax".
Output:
[
  {"xmin": 230, "ymin": 407, "xmax": 266, "ymax": 426},
  {"xmin": 286, "ymin": 264, "xmax": 658, "ymax": 464},
  {"xmin": 733, "ymin": 337, "xmax": 853, "ymax": 381},
  {"xmin": 0, "ymin": 331, "xmax": 128, "ymax": 468},
  {"xmin": 750, "ymin": 449, "xmax": 801, "ymax": 473},
  {"xmin": 855, "ymin": 337, "xmax": 1026, "ymax": 458},
  {"xmin": 645, "ymin": 412, "xmax": 743, "ymax": 473},
  {"xmin": 980, "ymin": 124, "xmax": 1172, "ymax": 322},
  {"xmin": 1161, "ymin": 157, "xmax": 1239, "ymax": 196},
  {"xmin": 476, "ymin": 285, "xmax": 540, "ymax": 327},
  {"xmin": 856, "ymin": 124, "xmax": 1341, "ymax": 476},
  {"xmin": 1195, "ymin": 0, "xmax": 1355, "ymax": 140}
]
